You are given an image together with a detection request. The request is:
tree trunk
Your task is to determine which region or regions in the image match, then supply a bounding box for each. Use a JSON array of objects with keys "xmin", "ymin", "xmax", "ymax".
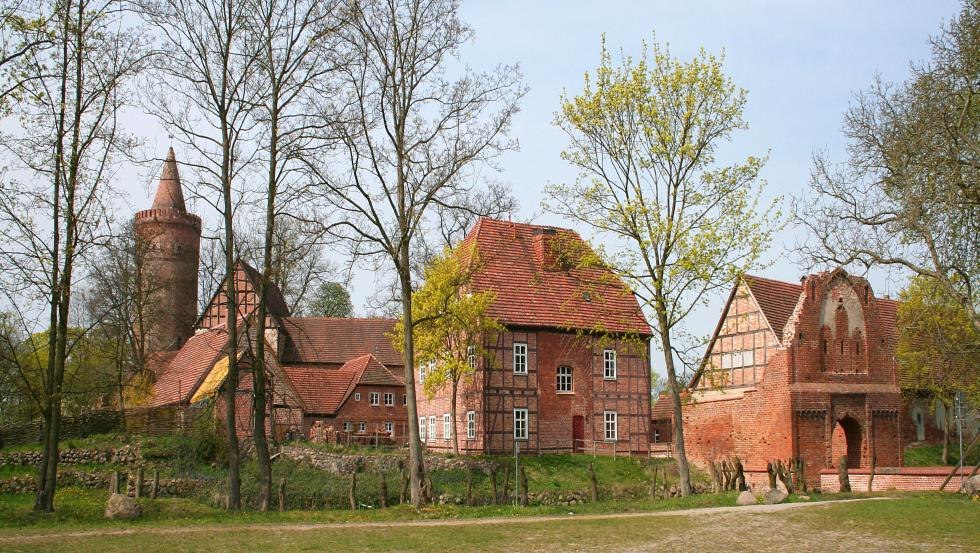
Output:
[
  {"xmin": 766, "ymin": 461, "xmax": 777, "ymax": 490},
  {"xmin": 465, "ymin": 469, "xmax": 473, "ymax": 506},
  {"xmin": 398, "ymin": 264, "xmax": 426, "ymax": 508},
  {"xmin": 500, "ymin": 465, "xmax": 510, "ymax": 504},
  {"xmin": 655, "ymin": 306, "xmax": 692, "ymax": 497},
  {"xmin": 379, "ymin": 471, "xmax": 388, "ymax": 508},
  {"xmin": 519, "ymin": 466, "xmax": 528, "ymax": 507},
  {"xmin": 942, "ymin": 403, "xmax": 952, "ymax": 465},
  {"xmin": 135, "ymin": 466, "xmax": 144, "ymax": 498},
  {"xmin": 867, "ymin": 454, "xmax": 876, "ymax": 493},
  {"xmin": 838, "ymin": 455, "xmax": 851, "ymax": 492},
  {"xmin": 734, "ymin": 457, "xmax": 747, "ymax": 492},
  {"xmin": 278, "ymin": 478, "xmax": 286, "ymax": 512},
  {"xmin": 489, "ymin": 468, "xmax": 498, "ymax": 504},
  {"xmin": 450, "ymin": 379, "xmax": 459, "ymax": 455},
  {"xmin": 348, "ymin": 471, "xmax": 357, "ymax": 510},
  {"xmin": 400, "ymin": 466, "xmax": 409, "ymax": 504}
]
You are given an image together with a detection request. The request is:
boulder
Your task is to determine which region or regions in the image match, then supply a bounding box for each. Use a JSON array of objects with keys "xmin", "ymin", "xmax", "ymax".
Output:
[
  {"xmin": 960, "ymin": 474, "xmax": 980, "ymax": 496},
  {"xmin": 736, "ymin": 490, "xmax": 757, "ymax": 506},
  {"xmin": 105, "ymin": 493, "xmax": 140, "ymax": 520},
  {"xmin": 763, "ymin": 489, "xmax": 789, "ymax": 505}
]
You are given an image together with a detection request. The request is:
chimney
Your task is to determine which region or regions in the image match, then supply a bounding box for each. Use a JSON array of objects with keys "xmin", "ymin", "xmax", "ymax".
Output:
[{"xmin": 531, "ymin": 227, "xmax": 559, "ymax": 270}]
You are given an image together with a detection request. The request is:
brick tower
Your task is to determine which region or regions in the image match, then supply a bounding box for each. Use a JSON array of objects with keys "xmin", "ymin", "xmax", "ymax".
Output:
[{"xmin": 134, "ymin": 148, "xmax": 201, "ymax": 352}]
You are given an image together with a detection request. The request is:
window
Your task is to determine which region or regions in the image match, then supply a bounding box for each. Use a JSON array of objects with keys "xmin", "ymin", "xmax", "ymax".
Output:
[
  {"xmin": 358, "ymin": 421, "xmax": 366, "ymax": 433},
  {"xmin": 466, "ymin": 411, "xmax": 476, "ymax": 439},
  {"xmin": 384, "ymin": 392, "xmax": 394, "ymax": 406},
  {"xmin": 402, "ymin": 395, "xmax": 407, "ymax": 405},
  {"xmin": 513, "ymin": 342, "xmax": 527, "ymax": 374},
  {"xmin": 514, "ymin": 408, "xmax": 528, "ymax": 440},
  {"xmin": 419, "ymin": 416, "xmax": 426, "ymax": 442},
  {"xmin": 443, "ymin": 413, "xmax": 451, "ymax": 441},
  {"xmin": 370, "ymin": 392, "xmax": 380, "ymax": 406},
  {"xmin": 384, "ymin": 421, "xmax": 394, "ymax": 434},
  {"xmin": 556, "ymin": 366, "xmax": 572, "ymax": 393},
  {"xmin": 653, "ymin": 428, "xmax": 660, "ymax": 443},
  {"xmin": 419, "ymin": 364, "xmax": 426, "ymax": 383},
  {"xmin": 343, "ymin": 421, "xmax": 353, "ymax": 432},
  {"xmin": 428, "ymin": 415, "xmax": 436, "ymax": 441},
  {"xmin": 603, "ymin": 349, "xmax": 617, "ymax": 379},
  {"xmin": 467, "ymin": 345, "xmax": 476, "ymax": 368},
  {"xmin": 354, "ymin": 392, "xmax": 361, "ymax": 401},
  {"xmin": 604, "ymin": 411, "xmax": 618, "ymax": 441}
]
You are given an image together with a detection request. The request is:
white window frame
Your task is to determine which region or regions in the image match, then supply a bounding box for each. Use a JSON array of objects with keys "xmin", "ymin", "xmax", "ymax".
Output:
[
  {"xmin": 514, "ymin": 408, "xmax": 528, "ymax": 440},
  {"xmin": 603, "ymin": 349, "xmax": 617, "ymax": 380},
  {"xmin": 466, "ymin": 411, "xmax": 476, "ymax": 439},
  {"xmin": 369, "ymin": 392, "xmax": 380, "ymax": 406},
  {"xmin": 556, "ymin": 365, "xmax": 573, "ymax": 393},
  {"xmin": 428, "ymin": 415, "xmax": 436, "ymax": 441},
  {"xmin": 653, "ymin": 428, "xmax": 660, "ymax": 443},
  {"xmin": 513, "ymin": 342, "xmax": 528, "ymax": 374},
  {"xmin": 419, "ymin": 416, "xmax": 426, "ymax": 442},
  {"xmin": 384, "ymin": 392, "xmax": 394, "ymax": 406},
  {"xmin": 354, "ymin": 392, "xmax": 361, "ymax": 401},
  {"xmin": 343, "ymin": 421, "xmax": 352, "ymax": 432},
  {"xmin": 419, "ymin": 364, "xmax": 426, "ymax": 382},
  {"xmin": 358, "ymin": 421, "xmax": 366, "ymax": 433},
  {"xmin": 383, "ymin": 421, "xmax": 393, "ymax": 434},
  {"xmin": 604, "ymin": 411, "xmax": 618, "ymax": 441},
  {"xmin": 443, "ymin": 413, "xmax": 451, "ymax": 441},
  {"xmin": 467, "ymin": 345, "xmax": 476, "ymax": 368}
]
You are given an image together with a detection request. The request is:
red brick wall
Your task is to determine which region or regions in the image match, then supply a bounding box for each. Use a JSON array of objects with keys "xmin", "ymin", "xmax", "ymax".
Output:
[
  {"xmin": 416, "ymin": 328, "xmax": 651, "ymax": 455},
  {"xmin": 820, "ymin": 466, "xmax": 970, "ymax": 492}
]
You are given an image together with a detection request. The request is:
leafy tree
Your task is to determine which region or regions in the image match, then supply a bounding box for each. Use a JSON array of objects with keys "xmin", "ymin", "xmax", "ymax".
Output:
[
  {"xmin": 545, "ymin": 36, "xmax": 780, "ymax": 496},
  {"xmin": 798, "ymin": 0, "xmax": 980, "ymax": 331},
  {"xmin": 897, "ymin": 275, "xmax": 980, "ymax": 463},
  {"xmin": 307, "ymin": 282, "xmax": 355, "ymax": 318},
  {"xmin": 391, "ymin": 244, "xmax": 502, "ymax": 454}
]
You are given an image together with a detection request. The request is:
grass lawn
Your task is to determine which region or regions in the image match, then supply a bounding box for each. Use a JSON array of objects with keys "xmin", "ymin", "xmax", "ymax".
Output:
[
  {"xmin": 904, "ymin": 443, "xmax": 980, "ymax": 467},
  {"xmin": 0, "ymin": 494, "xmax": 973, "ymax": 552}
]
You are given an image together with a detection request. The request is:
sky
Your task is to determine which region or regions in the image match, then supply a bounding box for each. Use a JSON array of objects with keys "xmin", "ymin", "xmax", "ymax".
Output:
[{"xmin": 116, "ymin": 0, "xmax": 960, "ymax": 376}]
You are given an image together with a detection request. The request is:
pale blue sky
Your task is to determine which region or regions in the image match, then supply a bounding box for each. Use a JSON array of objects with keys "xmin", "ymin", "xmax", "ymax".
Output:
[{"xmin": 120, "ymin": 1, "xmax": 960, "ymax": 375}]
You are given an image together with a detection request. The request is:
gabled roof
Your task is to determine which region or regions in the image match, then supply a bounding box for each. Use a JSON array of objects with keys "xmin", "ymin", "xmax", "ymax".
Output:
[
  {"xmin": 743, "ymin": 275, "xmax": 803, "ymax": 337},
  {"xmin": 282, "ymin": 354, "xmax": 403, "ymax": 415},
  {"xmin": 460, "ymin": 218, "xmax": 652, "ymax": 335},
  {"xmin": 148, "ymin": 328, "xmax": 228, "ymax": 407},
  {"xmin": 196, "ymin": 259, "xmax": 291, "ymax": 330},
  {"xmin": 876, "ymin": 297, "xmax": 899, "ymax": 339},
  {"xmin": 280, "ymin": 317, "xmax": 402, "ymax": 367},
  {"xmin": 651, "ymin": 394, "xmax": 673, "ymax": 421}
]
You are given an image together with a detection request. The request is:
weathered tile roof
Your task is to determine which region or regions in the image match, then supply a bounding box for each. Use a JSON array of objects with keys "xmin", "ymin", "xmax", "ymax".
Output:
[
  {"xmin": 651, "ymin": 394, "xmax": 673, "ymax": 421},
  {"xmin": 743, "ymin": 274, "xmax": 803, "ymax": 336},
  {"xmin": 148, "ymin": 328, "xmax": 228, "ymax": 407},
  {"xmin": 282, "ymin": 354, "xmax": 403, "ymax": 415},
  {"xmin": 279, "ymin": 317, "xmax": 402, "ymax": 367},
  {"xmin": 461, "ymin": 218, "xmax": 652, "ymax": 335}
]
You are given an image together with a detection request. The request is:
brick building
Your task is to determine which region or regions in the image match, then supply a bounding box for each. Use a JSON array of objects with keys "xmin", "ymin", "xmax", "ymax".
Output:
[
  {"xmin": 415, "ymin": 219, "xmax": 653, "ymax": 455},
  {"xmin": 139, "ymin": 151, "xmax": 407, "ymax": 441},
  {"xmin": 653, "ymin": 269, "xmax": 905, "ymax": 487}
]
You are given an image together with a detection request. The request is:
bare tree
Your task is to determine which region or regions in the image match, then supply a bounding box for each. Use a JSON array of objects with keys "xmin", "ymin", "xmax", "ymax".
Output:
[
  {"xmin": 304, "ymin": 0, "xmax": 524, "ymax": 507},
  {"xmin": 797, "ymin": 0, "xmax": 980, "ymax": 330},
  {"xmin": 0, "ymin": 0, "xmax": 53, "ymax": 108},
  {"xmin": 139, "ymin": 0, "xmax": 261, "ymax": 511},
  {"xmin": 244, "ymin": 0, "xmax": 342, "ymax": 510},
  {"xmin": 0, "ymin": 0, "xmax": 145, "ymax": 512}
]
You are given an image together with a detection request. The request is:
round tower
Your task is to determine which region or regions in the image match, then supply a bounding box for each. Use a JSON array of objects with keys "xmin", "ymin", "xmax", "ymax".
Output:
[{"xmin": 134, "ymin": 148, "xmax": 201, "ymax": 352}]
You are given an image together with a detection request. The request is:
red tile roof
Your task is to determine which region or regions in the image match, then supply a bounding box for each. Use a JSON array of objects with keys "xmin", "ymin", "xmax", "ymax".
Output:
[
  {"xmin": 461, "ymin": 218, "xmax": 651, "ymax": 335},
  {"xmin": 876, "ymin": 297, "xmax": 899, "ymax": 338},
  {"xmin": 148, "ymin": 328, "xmax": 228, "ymax": 407},
  {"xmin": 743, "ymin": 274, "xmax": 803, "ymax": 336},
  {"xmin": 280, "ymin": 317, "xmax": 402, "ymax": 367},
  {"xmin": 151, "ymin": 147, "xmax": 186, "ymax": 211},
  {"xmin": 651, "ymin": 394, "xmax": 673, "ymax": 421},
  {"xmin": 282, "ymin": 354, "xmax": 403, "ymax": 415}
]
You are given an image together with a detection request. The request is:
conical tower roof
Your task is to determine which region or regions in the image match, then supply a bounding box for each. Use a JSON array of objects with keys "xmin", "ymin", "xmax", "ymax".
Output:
[{"xmin": 151, "ymin": 147, "xmax": 186, "ymax": 211}]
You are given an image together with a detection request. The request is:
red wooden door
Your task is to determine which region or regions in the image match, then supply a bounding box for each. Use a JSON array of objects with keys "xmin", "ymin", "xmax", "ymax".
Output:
[{"xmin": 572, "ymin": 415, "xmax": 584, "ymax": 453}]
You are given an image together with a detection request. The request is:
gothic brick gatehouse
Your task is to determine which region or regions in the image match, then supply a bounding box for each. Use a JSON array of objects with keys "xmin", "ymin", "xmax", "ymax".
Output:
[
  {"xmin": 138, "ymin": 150, "xmax": 407, "ymax": 441},
  {"xmin": 653, "ymin": 270, "xmax": 904, "ymax": 487},
  {"xmin": 415, "ymin": 219, "xmax": 653, "ymax": 455}
]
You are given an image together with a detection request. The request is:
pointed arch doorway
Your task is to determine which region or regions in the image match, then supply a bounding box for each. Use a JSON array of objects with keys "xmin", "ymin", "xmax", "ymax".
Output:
[{"xmin": 831, "ymin": 416, "xmax": 863, "ymax": 468}]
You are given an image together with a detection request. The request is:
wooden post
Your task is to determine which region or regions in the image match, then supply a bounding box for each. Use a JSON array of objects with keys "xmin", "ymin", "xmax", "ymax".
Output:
[
  {"xmin": 519, "ymin": 466, "xmax": 528, "ymax": 507},
  {"xmin": 379, "ymin": 471, "xmax": 388, "ymax": 508},
  {"xmin": 466, "ymin": 469, "xmax": 474, "ymax": 506},
  {"xmin": 400, "ymin": 467, "xmax": 409, "ymax": 504},
  {"xmin": 109, "ymin": 471, "xmax": 119, "ymax": 495},
  {"xmin": 151, "ymin": 469, "xmax": 159, "ymax": 499},
  {"xmin": 650, "ymin": 466, "xmax": 659, "ymax": 498},
  {"xmin": 838, "ymin": 455, "xmax": 851, "ymax": 492},
  {"xmin": 278, "ymin": 478, "xmax": 286, "ymax": 512},
  {"xmin": 587, "ymin": 462, "xmax": 599, "ymax": 502},
  {"xmin": 500, "ymin": 466, "xmax": 510, "ymax": 504},
  {"xmin": 490, "ymin": 468, "xmax": 499, "ymax": 505},
  {"xmin": 349, "ymin": 471, "xmax": 357, "ymax": 510},
  {"xmin": 867, "ymin": 454, "xmax": 876, "ymax": 493},
  {"xmin": 709, "ymin": 461, "xmax": 722, "ymax": 493},
  {"xmin": 135, "ymin": 466, "xmax": 144, "ymax": 499}
]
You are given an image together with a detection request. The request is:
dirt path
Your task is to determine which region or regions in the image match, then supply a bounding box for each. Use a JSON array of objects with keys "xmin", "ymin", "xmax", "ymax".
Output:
[{"xmin": 0, "ymin": 497, "xmax": 891, "ymax": 544}]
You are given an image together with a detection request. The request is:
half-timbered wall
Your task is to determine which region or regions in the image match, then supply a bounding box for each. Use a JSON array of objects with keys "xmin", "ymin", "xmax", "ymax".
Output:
[{"xmin": 197, "ymin": 266, "xmax": 261, "ymax": 330}]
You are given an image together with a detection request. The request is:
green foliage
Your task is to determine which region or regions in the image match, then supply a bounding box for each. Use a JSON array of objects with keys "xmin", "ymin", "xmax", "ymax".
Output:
[
  {"xmin": 896, "ymin": 275, "xmax": 980, "ymax": 406},
  {"xmin": 903, "ymin": 443, "xmax": 980, "ymax": 467},
  {"xmin": 391, "ymin": 244, "xmax": 503, "ymax": 398},
  {"xmin": 306, "ymin": 282, "xmax": 355, "ymax": 318}
]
